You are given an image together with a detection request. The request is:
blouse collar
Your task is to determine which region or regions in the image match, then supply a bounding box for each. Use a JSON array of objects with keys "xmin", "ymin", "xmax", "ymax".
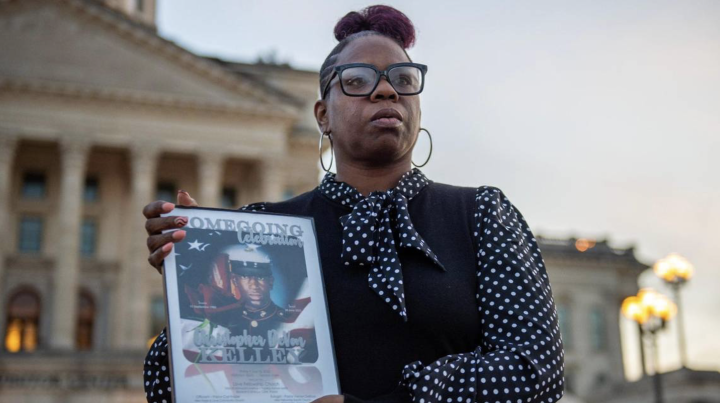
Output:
[
  {"xmin": 317, "ymin": 168, "xmax": 444, "ymax": 321},
  {"xmin": 318, "ymin": 167, "xmax": 432, "ymax": 207}
]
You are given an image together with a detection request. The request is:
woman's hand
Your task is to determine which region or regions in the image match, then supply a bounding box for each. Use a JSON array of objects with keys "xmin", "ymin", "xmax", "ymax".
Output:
[
  {"xmin": 309, "ymin": 395, "xmax": 344, "ymax": 403},
  {"xmin": 143, "ymin": 190, "xmax": 198, "ymax": 274}
]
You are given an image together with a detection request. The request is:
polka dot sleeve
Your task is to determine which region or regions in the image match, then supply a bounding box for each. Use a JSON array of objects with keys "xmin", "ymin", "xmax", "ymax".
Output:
[
  {"xmin": 399, "ymin": 186, "xmax": 565, "ymax": 403},
  {"xmin": 143, "ymin": 328, "xmax": 171, "ymax": 402}
]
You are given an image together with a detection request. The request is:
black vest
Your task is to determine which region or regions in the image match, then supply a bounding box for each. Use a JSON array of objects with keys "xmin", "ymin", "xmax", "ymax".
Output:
[{"xmin": 263, "ymin": 183, "xmax": 481, "ymax": 399}]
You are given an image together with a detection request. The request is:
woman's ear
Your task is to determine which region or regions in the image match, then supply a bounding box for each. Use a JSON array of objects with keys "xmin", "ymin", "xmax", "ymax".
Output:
[{"xmin": 314, "ymin": 99, "xmax": 329, "ymax": 132}]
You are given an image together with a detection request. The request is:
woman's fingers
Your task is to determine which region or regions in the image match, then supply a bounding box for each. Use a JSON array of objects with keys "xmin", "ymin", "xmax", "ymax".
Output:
[
  {"xmin": 147, "ymin": 229, "xmax": 186, "ymax": 253},
  {"xmin": 148, "ymin": 242, "xmax": 174, "ymax": 273},
  {"xmin": 177, "ymin": 190, "xmax": 198, "ymax": 207},
  {"xmin": 143, "ymin": 200, "xmax": 175, "ymax": 219},
  {"xmin": 145, "ymin": 215, "xmax": 188, "ymax": 235},
  {"xmin": 144, "ymin": 193, "xmax": 195, "ymax": 274}
]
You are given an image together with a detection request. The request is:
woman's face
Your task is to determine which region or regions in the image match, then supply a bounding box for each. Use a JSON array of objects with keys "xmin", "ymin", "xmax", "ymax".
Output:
[{"xmin": 315, "ymin": 35, "xmax": 421, "ymax": 168}]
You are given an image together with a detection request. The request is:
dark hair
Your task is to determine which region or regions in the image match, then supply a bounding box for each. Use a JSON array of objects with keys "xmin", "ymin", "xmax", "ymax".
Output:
[{"xmin": 319, "ymin": 5, "xmax": 416, "ymax": 99}]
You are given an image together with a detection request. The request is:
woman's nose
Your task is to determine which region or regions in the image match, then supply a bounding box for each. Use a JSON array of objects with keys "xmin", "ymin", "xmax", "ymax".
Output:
[{"xmin": 370, "ymin": 76, "xmax": 398, "ymax": 102}]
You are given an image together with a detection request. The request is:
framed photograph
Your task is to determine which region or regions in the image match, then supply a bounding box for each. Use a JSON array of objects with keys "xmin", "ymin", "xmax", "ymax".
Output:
[{"xmin": 161, "ymin": 206, "xmax": 340, "ymax": 403}]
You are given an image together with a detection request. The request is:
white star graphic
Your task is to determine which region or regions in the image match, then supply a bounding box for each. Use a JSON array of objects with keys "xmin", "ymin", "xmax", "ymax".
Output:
[
  {"xmin": 178, "ymin": 263, "xmax": 192, "ymax": 276},
  {"xmin": 188, "ymin": 240, "xmax": 203, "ymax": 251}
]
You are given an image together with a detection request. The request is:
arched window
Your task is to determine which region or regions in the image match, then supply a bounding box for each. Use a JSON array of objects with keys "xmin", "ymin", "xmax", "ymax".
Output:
[
  {"xmin": 76, "ymin": 290, "xmax": 95, "ymax": 350},
  {"xmin": 4, "ymin": 289, "xmax": 41, "ymax": 353}
]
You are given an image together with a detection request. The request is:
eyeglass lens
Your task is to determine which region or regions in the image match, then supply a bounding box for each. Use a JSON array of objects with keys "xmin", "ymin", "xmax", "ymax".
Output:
[{"xmin": 341, "ymin": 66, "xmax": 423, "ymax": 95}]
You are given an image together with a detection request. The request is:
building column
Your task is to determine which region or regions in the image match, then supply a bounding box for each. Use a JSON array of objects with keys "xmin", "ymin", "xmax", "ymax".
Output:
[
  {"xmin": 0, "ymin": 133, "xmax": 18, "ymax": 339},
  {"xmin": 258, "ymin": 158, "xmax": 285, "ymax": 202},
  {"xmin": 198, "ymin": 151, "xmax": 224, "ymax": 207},
  {"xmin": 49, "ymin": 139, "xmax": 90, "ymax": 350},
  {"xmin": 115, "ymin": 144, "xmax": 159, "ymax": 349}
]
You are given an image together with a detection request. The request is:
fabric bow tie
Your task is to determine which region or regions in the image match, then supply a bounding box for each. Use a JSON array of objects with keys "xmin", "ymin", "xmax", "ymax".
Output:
[{"xmin": 319, "ymin": 169, "xmax": 445, "ymax": 321}]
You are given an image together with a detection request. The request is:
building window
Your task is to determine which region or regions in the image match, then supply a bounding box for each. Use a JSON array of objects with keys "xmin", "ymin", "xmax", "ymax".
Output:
[
  {"xmin": 156, "ymin": 182, "xmax": 176, "ymax": 203},
  {"xmin": 149, "ymin": 296, "xmax": 166, "ymax": 340},
  {"xmin": 76, "ymin": 291, "xmax": 95, "ymax": 350},
  {"xmin": 18, "ymin": 216, "xmax": 43, "ymax": 253},
  {"xmin": 22, "ymin": 172, "xmax": 46, "ymax": 199},
  {"xmin": 80, "ymin": 218, "xmax": 97, "ymax": 257},
  {"xmin": 557, "ymin": 303, "xmax": 572, "ymax": 350},
  {"xmin": 4, "ymin": 289, "xmax": 41, "ymax": 353},
  {"xmin": 84, "ymin": 177, "xmax": 100, "ymax": 202},
  {"xmin": 221, "ymin": 187, "xmax": 237, "ymax": 209},
  {"xmin": 590, "ymin": 306, "xmax": 607, "ymax": 351}
]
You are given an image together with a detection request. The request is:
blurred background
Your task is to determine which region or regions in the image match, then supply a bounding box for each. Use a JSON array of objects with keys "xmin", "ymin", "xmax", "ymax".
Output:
[{"xmin": 0, "ymin": 0, "xmax": 718, "ymax": 402}]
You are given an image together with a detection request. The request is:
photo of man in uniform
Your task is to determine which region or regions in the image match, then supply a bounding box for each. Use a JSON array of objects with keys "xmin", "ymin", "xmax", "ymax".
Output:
[
  {"xmin": 181, "ymin": 242, "xmax": 318, "ymax": 363},
  {"xmin": 184, "ymin": 245, "xmax": 287, "ymax": 336},
  {"xmin": 223, "ymin": 258, "xmax": 288, "ymax": 335}
]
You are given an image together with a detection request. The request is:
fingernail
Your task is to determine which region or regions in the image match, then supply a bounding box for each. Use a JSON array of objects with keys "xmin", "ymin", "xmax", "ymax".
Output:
[
  {"xmin": 162, "ymin": 243, "xmax": 172, "ymax": 252},
  {"xmin": 174, "ymin": 217, "xmax": 188, "ymax": 227},
  {"xmin": 171, "ymin": 230, "xmax": 186, "ymax": 240},
  {"xmin": 162, "ymin": 202, "xmax": 175, "ymax": 211},
  {"xmin": 178, "ymin": 189, "xmax": 188, "ymax": 194}
]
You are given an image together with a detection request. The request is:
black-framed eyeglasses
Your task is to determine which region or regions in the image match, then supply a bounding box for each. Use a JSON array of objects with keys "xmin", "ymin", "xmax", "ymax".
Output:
[{"xmin": 321, "ymin": 62, "xmax": 428, "ymax": 99}]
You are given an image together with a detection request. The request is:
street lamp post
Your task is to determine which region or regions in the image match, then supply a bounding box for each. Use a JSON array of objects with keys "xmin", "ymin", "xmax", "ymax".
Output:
[
  {"xmin": 637, "ymin": 322, "xmax": 648, "ymax": 377},
  {"xmin": 653, "ymin": 253, "xmax": 693, "ymax": 368},
  {"xmin": 621, "ymin": 288, "xmax": 677, "ymax": 403}
]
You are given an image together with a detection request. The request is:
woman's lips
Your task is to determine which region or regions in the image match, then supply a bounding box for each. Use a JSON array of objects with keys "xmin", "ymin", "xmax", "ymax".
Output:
[
  {"xmin": 371, "ymin": 117, "xmax": 403, "ymax": 128},
  {"xmin": 370, "ymin": 108, "xmax": 403, "ymax": 128}
]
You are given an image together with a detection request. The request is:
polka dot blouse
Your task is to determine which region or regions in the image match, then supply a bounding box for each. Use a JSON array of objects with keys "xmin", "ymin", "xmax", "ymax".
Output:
[{"xmin": 144, "ymin": 168, "xmax": 565, "ymax": 403}]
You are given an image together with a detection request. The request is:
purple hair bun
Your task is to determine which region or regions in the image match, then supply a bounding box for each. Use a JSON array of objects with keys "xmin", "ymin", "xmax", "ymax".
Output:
[{"xmin": 334, "ymin": 5, "xmax": 416, "ymax": 49}]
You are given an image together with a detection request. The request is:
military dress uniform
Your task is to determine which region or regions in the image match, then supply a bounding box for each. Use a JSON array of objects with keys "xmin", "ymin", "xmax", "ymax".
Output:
[
  {"xmin": 214, "ymin": 258, "xmax": 289, "ymax": 337},
  {"xmin": 223, "ymin": 299, "xmax": 288, "ymax": 337}
]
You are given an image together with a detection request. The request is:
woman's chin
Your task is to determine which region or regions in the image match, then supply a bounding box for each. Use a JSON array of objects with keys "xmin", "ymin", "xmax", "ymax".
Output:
[
  {"xmin": 369, "ymin": 124, "xmax": 412, "ymax": 144},
  {"xmin": 367, "ymin": 125, "xmax": 402, "ymax": 138},
  {"xmin": 370, "ymin": 134, "xmax": 403, "ymax": 148},
  {"xmin": 362, "ymin": 143, "xmax": 409, "ymax": 164}
]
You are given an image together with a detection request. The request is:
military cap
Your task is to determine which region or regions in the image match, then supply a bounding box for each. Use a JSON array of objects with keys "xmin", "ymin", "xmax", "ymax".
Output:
[{"xmin": 229, "ymin": 260, "xmax": 273, "ymax": 277}]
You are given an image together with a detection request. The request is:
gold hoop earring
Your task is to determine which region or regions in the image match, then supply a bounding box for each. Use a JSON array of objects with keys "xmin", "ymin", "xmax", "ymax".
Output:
[
  {"xmin": 319, "ymin": 131, "xmax": 334, "ymax": 172},
  {"xmin": 412, "ymin": 128, "xmax": 433, "ymax": 168}
]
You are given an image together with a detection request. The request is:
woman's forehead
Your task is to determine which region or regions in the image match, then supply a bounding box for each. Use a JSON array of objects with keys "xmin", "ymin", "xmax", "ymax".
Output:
[{"xmin": 335, "ymin": 35, "xmax": 411, "ymax": 68}]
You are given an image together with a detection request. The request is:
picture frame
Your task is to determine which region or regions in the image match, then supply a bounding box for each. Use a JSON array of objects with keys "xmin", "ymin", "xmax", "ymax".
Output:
[{"xmin": 161, "ymin": 206, "xmax": 340, "ymax": 403}]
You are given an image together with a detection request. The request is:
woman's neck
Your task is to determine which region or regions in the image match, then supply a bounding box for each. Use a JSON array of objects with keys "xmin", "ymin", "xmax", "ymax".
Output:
[{"xmin": 334, "ymin": 161, "xmax": 412, "ymax": 197}]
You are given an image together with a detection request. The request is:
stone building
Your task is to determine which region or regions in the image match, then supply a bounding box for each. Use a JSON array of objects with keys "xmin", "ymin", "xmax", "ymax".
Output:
[
  {"xmin": 0, "ymin": 0, "xmax": 319, "ymax": 401},
  {"xmin": 602, "ymin": 368, "xmax": 720, "ymax": 403},
  {"xmin": 540, "ymin": 237, "xmax": 647, "ymax": 402},
  {"xmin": 544, "ymin": 237, "xmax": 720, "ymax": 403}
]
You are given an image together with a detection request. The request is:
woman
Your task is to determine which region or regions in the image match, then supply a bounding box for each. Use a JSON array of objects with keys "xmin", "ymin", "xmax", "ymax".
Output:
[{"xmin": 143, "ymin": 5, "xmax": 564, "ymax": 403}]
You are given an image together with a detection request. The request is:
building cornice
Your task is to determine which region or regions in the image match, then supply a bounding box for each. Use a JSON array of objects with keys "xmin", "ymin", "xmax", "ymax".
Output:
[
  {"xmin": 0, "ymin": 78, "xmax": 297, "ymax": 121},
  {"xmin": 538, "ymin": 236, "xmax": 648, "ymax": 273},
  {"xmin": 0, "ymin": 0, "xmax": 301, "ymax": 118}
]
